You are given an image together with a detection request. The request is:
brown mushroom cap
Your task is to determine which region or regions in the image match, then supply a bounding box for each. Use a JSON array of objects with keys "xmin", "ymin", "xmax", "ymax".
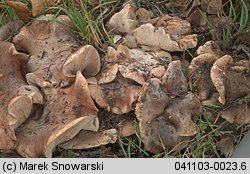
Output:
[
  {"xmin": 15, "ymin": 71, "xmax": 99, "ymax": 157},
  {"xmin": 0, "ymin": 42, "xmax": 42, "ymax": 150},
  {"xmin": 107, "ymin": 4, "xmax": 137, "ymax": 34},
  {"xmin": 60, "ymin": 129, "xmax": 118, "ymax": 150},
  {"xmin": 63, "ymin": 45, "xmax": 101, "ymax": 78},
  {"xmin": 96, "ymin": 64, "xmax": 119, "ymax": 84},
  {"xmin": 13, "ymin": 15, "xmax": 80, "ymax": 74},
  {"xmin": 117, "ymin": 45, "xmax": 169, "ymax": 85},
  {"xmin": 134, "ymin": 23, "xmax": 197, "ymax": 52},
  {"xmin": 221, "ymin": 103, "xmax": 250, "ymax": 125},
  {"xmin": 196, "ymin": 41, "xmax": 224, "ymax": 57},
  {"xmin": 17, "ymin": 116, "xmax": 99, "ymax": 157},
  {"xmin": 156, "ymin": 15, "xmax": 192, "ymax": 35},
  {"xmin": 140, "ymin": 115, "xmax": 182, "ymax": 153},
  {"xmin": 89, "ymin": 74, "xmax": 141, "ymax": 115},
  {"xmin": 164, "ymin": 93, "xmax": 202, "ymax": 136},
  {"xmin": 211, "ymin": 55, "xmax": 250, "ymax": 104},
  {"xmin": 134, "ymin": 23, "xmax": 181, "ymax": 52},
  {"xmin": 188, "ymin": 53, "xmax": 218, "ymax": 100},
  {"xmin": 16, "ymin": 85, "xmax": 44, "ymax": 104},
  {"xmin": 162, "ymin": 60, "xmax": 188, "ymax": 96},
  {"xmin": 135, "ymin": 78, "xmax": 168, "ymax": 123},
  {"xmin": 106, "ymin": 46, "xmax": 118, "ymax": 62}
]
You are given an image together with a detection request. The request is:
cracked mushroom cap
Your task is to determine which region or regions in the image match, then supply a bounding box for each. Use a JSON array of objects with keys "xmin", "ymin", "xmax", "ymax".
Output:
[
  {"xmin": 221, "ymin": 103, "xmax": 250, "ymax": 125},
  {"xmin": 211, "ymin": 55, "xmax": 250, "ymax": 104},
  {"xmin": 135, "ymin": 78, "xmax": 168, "ymax": 123},
  {"xmin": 63, "ymin": 45, "xmax": 101, "ymax": 78},
  {"xmin": 89, "ymin": 74, "xmax": 141, "ymax": 115},
  {"xmin": 134, "ymin": 23, "xmax": 197, "ymax": 52},
  {"xmin": 107, "ymin": 4, "xmax": 137, "ymax": 34},
  {"xmin": 162, "ymin": 60, "xmax": 188, "ymax": 96},
  {"xmin": 60, "ymin": 129, "xmax": 118, "ymax": 150},
  {"xmin": 188, "ymin": 53, "xmax": 218, "ymax": 100},
  {"xmin": 164, "ymin": 93, "xmax": 202, "ymax": 136},
  {"xmin": 117, "ymin": 45, "xmax": 168, "ymax": 85},
  {"xmin": 15, "ymin": 71, "xmax": 99, "ymax": 157},
  {"xmin": 140, "ymin": 115, "xmax": 182, "ymax": 153}
]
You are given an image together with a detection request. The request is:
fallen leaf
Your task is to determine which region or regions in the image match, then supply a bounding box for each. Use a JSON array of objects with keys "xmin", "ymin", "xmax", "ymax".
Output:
[
  {"xmin": 6, "ymin": 1, "xmax": 31, "ymax": 22},
  {"xmin": 31, "ymin": 0, "xmax": 58, "ymax": 17}
]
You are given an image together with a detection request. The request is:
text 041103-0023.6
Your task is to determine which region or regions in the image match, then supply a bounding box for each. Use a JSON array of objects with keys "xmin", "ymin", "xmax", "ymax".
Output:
[{"xmin": 175, "ymin": 161, "xmax": 247, "ymax": 171}]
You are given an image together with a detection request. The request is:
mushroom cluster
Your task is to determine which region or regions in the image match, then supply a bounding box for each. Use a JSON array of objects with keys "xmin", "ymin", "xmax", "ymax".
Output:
[{"xmin": 0, "ymin": 4, "xmax": 249, "ymax": 157}]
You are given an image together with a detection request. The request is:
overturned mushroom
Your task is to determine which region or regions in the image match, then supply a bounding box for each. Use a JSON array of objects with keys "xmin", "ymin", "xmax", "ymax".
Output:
[
  {"xmin": 211, "ymin": 55, "xmax": 250, "ymax": 104},
  {"xmin": 164, "ymin": 93, "xmax": 202, "ymax": 136},
  {"xmin": 188, "ymin": 53, "xmax": 218, "ymax": 100},
  {"xmin": 221, "ymin": 103, "xmax": 250, "ymax": 125},
  {"xmin": 162, "ymin": 60, "xmax": 188, "ymax": 97},
  {"xmin": 89, "ymin": 74, "xmax": 141, "ymax": 115},
  {"xmin": 0, "ymin": 42, "xmax": 43, "ymax": 150}
]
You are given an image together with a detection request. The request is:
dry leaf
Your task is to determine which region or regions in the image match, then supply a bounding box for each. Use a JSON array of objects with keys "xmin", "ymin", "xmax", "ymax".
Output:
[
  {"xmin": 31, "ymin": 0, "xmax": 58, "ymax": 17},
  {"xmin": 6, "ymin": 1, "xmax": 31, "ymax": 22}
]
